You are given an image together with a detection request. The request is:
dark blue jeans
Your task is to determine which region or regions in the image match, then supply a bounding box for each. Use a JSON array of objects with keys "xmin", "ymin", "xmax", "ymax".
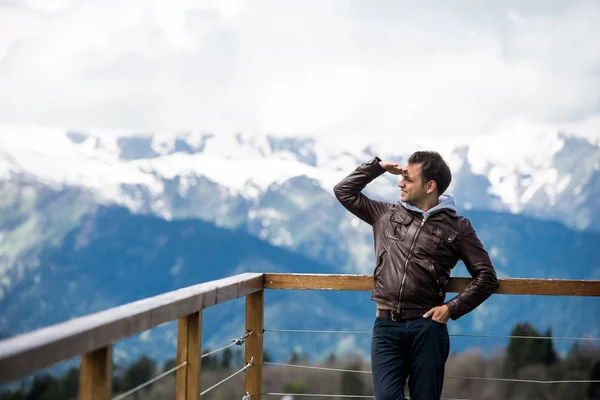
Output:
[{"xmin": 371, "ymin": 316, "xmax": 450, "ymax": 400}]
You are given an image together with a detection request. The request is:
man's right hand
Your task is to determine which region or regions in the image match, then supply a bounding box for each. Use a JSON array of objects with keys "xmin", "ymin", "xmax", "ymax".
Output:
[{"xmin": 379, "ymin": 161, "xmax": 407, "ymax": 175}]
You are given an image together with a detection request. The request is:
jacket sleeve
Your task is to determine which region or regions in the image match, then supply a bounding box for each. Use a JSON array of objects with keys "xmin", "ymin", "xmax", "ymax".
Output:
[
  {"xmin": 333, "ymin": 157, "xmax": 392, "ymax": 225},
  {"xmin": 445, "ymin": 220, "xmax": 499, "ymax": 320}
]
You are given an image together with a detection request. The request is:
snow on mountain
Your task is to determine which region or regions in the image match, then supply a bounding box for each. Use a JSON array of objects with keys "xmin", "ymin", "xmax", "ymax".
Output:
[
  {"xmin": 0, "ymin": 121, "xmax": 598, "ymax": 231},
  {"xmin": 0, "ymin": 123, "xmax": 342, "ymax": 202}
]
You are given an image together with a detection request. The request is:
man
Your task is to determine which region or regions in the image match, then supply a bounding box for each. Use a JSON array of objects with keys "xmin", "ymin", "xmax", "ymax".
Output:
[{"xmin": 333, "ymin": 151, "xmax": 499, "ymax": 400}]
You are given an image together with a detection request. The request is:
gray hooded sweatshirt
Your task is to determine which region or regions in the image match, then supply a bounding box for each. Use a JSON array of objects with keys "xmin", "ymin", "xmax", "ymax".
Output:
[{"xmin": 400, "ymin": 194, "xmax": 457, "ymax": 220}]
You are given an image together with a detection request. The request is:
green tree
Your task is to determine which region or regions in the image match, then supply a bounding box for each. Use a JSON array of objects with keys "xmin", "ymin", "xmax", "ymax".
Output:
[
  {"xmin": 587, "ymin": 361, "xmax": 600, "ymax": 400},
  {"xmin": 263, "ymin": 349, "xmax": 273, "ymax": 363},
  {"xmin": 284, "ymin": 379, "xmax": 309, "ymax": 394},
  {"xmin": 202, "ymin": 349, "xmax": 218, "ymax": 370},
  {"xmin": 37, "ymin": 384, "xmax": 62, "ymax": 400},
  {"xmin": 288, "ymin": 350, "xmax": 301, "ymax": 365},
  {"xmin": 26, "ymin": 375, "xmax": 58, "ymax": 400},
  {"xmin": 163, "ymin": 358, "xmax": 177, "ymax": 372},
  {"xmin": 0, "ymin": 385, "xmax": 26, "ymax": 400},
  {"xmin": 542, "ymin": 328, "xmax": 558, "ymax": 366},
  {"xmin": 112, "ymin": 362, "xmax": 123, "ymax": 393},
  {"xmin": 59, "ymin": 367, "xmax": 79, "ymax": 399},
  {"xmin": 326, "ymin": 352, "xmax": 337, "ymax": 365},
  {"xmin": 555, "ymin": 343, "xmax": 599, "ymax": 400},
  {"xmin": 504, "ymin": 322, "xmax": 557, "ymax": 375},
  {"xmin": 232, "ymin": 348, "xmax": 244, "ymax": 366},
  {"xmin": 288, "ymin": 348, "xmax": 309, "ymax": 365},
  {"xmin": 121, "ymin": 356, "xmax": 157, "ymax": 392},
  {"xmin": 221, "ymin": 347, "xmax": 232, "ymax": 369},
  {"xmin": 341, "ymin": 362, "xmax": 365, "ymax": 395}
]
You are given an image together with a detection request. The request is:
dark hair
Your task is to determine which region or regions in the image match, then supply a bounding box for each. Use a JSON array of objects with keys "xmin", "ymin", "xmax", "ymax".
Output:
[{"xmin": 407, "ymin": 151, "xmax": 452, "ymax": 195}]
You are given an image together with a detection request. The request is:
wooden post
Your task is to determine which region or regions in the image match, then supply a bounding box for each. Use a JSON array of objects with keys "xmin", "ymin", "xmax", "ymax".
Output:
[
  {"xmin": 176, "ymin": 312, "xmax": 202, "ymax": 400},
  {"xmin": 244, "ymin": 290, "xmax": 264, "ymax": 400},
  {"xmin": 79, "ymin": 345, "xmax": 113, "ymax": 400}
]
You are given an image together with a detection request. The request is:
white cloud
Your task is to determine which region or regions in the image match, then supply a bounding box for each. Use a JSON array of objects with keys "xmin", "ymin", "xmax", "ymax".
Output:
[{"xmin": 0, "ymin": 0, "xmax": 599, "ymax": 142}]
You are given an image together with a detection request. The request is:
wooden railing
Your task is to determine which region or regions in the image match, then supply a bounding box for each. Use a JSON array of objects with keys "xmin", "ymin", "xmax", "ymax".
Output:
[{"xmin": 0, "ymin": 273, "xmax": 598, "ymax": 399}]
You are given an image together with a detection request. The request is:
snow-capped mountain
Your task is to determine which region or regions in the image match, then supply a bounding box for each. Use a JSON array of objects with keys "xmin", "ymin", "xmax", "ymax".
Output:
[
  {"xmin": 1, "ymin": 121, "xmax": 599, "ymax": 221},
  {"xmin": 1, "ymin": 121, "xmax": 599, "ymax": 275}
]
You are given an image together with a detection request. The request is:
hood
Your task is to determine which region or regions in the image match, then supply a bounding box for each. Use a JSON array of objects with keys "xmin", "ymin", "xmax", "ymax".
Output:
[{"xmin": 400, "ymin": 194, "xmax": 457, "ymax": 219}]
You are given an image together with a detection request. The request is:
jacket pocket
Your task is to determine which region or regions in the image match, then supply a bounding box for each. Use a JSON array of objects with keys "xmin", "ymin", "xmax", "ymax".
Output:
[
  {"xmin": 437, "ymin": 274, "xmax": 449, "ymax": 298},
  {"xmin": 427, "ymin": 226, "xmax": 458, "ymax": 252},
  {"xmin": 384, "ymin": 212, "xmax": 413, "ymax": 241},
  {"xmin": 429, "ymin": 262, "xmax": 449, "ymax": 298},
  {"xmin": 427, "ymin": 262, "xmax": 439, "ymax": 285},
  {"xmin": 431, "ymin": 226, "xmax": 458, "ymax": 244},
  {"xmin": 372, "ymin": 250, "xmax": 399, "ymax": 301},
  {"xmin": 374, "ymin": 250, "xmax": 387, "ymax": 278}
]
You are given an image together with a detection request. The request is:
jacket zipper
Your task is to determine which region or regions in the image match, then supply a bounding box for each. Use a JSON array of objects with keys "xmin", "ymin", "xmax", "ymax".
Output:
[{"xmin": 396, "ymin": 216, "xmax": 427, "ymax": 312}]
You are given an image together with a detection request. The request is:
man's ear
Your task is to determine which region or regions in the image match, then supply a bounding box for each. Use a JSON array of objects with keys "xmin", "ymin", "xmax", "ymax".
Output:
[{"xmin": 426, "ymin": 180, "xmax": 437, "ymax": 195}]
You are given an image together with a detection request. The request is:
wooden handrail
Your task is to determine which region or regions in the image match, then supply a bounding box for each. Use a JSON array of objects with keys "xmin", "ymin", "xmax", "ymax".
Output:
[
  {"xmin": 0, "ymin": 272, "xmax": 598, "ymax": 399},
  {"xmin": 0, "ymin": 273, "xmax": 263, "ymax": 385},
  {"xmin": 264, "ymin": 274, "xmax": 600, "ymax": 296}
]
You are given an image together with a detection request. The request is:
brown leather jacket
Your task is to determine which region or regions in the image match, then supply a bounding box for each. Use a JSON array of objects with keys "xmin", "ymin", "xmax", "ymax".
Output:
[{"xmin": 333, "ymin": 157, "xmax": 499, "ymax": 320}]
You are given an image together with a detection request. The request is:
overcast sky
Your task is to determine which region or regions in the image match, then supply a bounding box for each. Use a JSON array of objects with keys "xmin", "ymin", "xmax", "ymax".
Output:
[{"xmin": 1, "ymin": 0, "xmax": 599, "ymax": 143}]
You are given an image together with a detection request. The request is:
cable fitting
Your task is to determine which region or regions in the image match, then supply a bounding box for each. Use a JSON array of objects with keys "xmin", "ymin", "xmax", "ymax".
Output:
[
  {"xmin": 232, "ymin": 331, "xmax": 253, "ymax": 346},
  {"xmin": 242, "ymin": 357, "xmax": 254, "ymax": 372}
]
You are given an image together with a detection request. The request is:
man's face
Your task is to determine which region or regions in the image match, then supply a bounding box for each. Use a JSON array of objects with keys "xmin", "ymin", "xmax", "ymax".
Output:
[{"xmin": 398, "ymin": 162, "xmax": 427, "ymax": 204}]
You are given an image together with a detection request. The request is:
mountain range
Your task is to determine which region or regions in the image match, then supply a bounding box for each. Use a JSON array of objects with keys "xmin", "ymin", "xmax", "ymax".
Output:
[
  {"xmin": 0, "ymin": 123, "xmax": 598, "ymax": 364},
  {"xmin": 1, "ymin": 122, "xmax": 600, "ymax": 274}
]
